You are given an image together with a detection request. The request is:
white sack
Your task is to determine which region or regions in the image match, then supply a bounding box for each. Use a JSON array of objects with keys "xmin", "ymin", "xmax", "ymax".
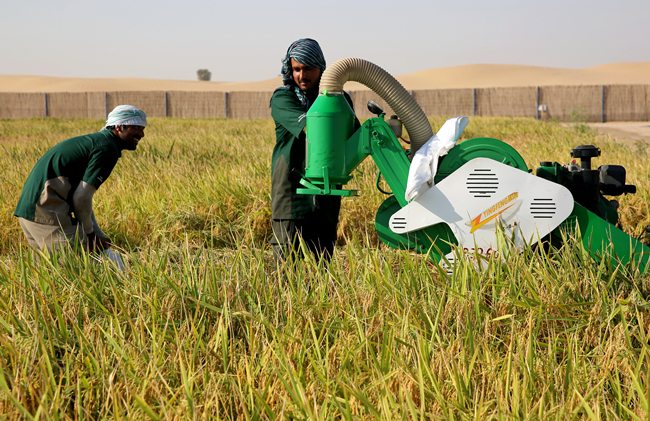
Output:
[{"xmin": 404, "ymin": 117, "xmax": 469, "ymax": 201}]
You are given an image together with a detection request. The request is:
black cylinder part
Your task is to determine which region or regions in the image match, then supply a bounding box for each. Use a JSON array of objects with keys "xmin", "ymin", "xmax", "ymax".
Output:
[{"xmin": 570, "ymin": 145, "xmax": 601, "ymax": 170}]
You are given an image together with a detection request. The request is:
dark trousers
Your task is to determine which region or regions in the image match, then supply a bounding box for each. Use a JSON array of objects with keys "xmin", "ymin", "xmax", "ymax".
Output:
[{"xmin": 271, "ymin": 218, "xmax": 338, "ymax": 264}]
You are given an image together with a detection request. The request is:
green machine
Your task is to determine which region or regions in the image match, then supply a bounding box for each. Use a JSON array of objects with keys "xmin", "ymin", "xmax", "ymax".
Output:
[{"xmin": 297, "ymin": 58, "xmax": 650, "ymax": 272}]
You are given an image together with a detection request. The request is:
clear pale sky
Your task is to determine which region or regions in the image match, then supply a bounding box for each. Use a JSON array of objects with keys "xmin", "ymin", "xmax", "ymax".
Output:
[{"xmin": 2, "ymin": 0, "xmax": 649, "ymax": 82}]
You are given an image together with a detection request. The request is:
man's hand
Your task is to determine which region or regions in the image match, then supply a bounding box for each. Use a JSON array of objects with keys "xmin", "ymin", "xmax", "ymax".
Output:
[{"xmin": 87, "ymin": 232, "xmax": 112, "ymax": 253}]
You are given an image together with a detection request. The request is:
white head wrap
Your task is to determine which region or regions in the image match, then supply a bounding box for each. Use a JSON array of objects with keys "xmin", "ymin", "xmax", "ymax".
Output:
[{"xmin": 102, "ymin": 105, "xmax": 147, "ymax": 130}]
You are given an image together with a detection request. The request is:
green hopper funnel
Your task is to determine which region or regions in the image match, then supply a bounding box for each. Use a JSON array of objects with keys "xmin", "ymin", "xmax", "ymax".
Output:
[{"xmin": 300, "ymin": 92, "xmax": 356, "ymax": 195}]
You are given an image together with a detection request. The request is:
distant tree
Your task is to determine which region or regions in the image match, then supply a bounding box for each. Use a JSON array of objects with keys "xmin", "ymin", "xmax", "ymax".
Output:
[{"xmin": 197, "ymin": 69, "xmax": 211, "ymax": 81}]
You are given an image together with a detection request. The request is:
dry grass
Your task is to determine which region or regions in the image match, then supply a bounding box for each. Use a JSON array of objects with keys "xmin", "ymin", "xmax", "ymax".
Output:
[{"xmin": 0, "ymin": 117, "xmax": 649, "ymax": 419}]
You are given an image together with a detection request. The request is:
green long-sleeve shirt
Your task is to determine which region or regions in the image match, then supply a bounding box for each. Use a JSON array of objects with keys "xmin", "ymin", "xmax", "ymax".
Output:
[{"xmin": 15, "ymin": 130, "xmax": 121, "ymax": 226}]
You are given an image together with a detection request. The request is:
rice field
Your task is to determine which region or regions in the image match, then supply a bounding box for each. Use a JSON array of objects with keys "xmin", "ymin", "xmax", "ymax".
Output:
[{"xmin": 1, "ymin": 116, "xmax": 649, "ymax": 419}]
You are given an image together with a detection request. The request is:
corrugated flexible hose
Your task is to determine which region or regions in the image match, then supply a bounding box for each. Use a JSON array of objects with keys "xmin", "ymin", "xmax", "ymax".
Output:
[{"xmin": 320, "ymin": 57, "xmax": 433, "ymax": 155}]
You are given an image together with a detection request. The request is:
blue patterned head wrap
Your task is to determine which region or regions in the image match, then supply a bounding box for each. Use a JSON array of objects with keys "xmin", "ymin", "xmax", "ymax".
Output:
[
  {"xmin": 278, "ymin": 38, "xmax": 326, "ymax": 109},
  {"xmin": 102, "ymin": 105, "xmax": 147, "ymax": 130}
]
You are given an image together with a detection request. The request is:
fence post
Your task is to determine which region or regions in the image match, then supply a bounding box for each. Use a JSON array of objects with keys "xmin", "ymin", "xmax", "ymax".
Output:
[
  {"xmin": 473, "ymin": 88, "xmax": 476, "ymax": 117},
  {"xmin": 225, "ymin": 92, "xmax": 229, "ymax": 118},
  {"xmin": 45, "ymin": 93, "xmax": 48, "ymax": 117},
  {"xmin": 105, "ymin": 92, "xmax": 108, "ymax": 117},
  {"xmin": 536, "ymin": 87, "xmax": 540, "ymax": 120},
  {"xmin": 165, "ymin": 92, "xmax": 168, "ymax": 117},
  {"xmin": 601, "ymin": 85, "xmax": 605, "ymax": 123}
]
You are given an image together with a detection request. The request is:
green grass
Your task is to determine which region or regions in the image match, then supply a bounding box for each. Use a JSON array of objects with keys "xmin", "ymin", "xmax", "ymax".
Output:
[{"xmin": 1, "ymin": 117, "xmax": 649, "ymax": 419}]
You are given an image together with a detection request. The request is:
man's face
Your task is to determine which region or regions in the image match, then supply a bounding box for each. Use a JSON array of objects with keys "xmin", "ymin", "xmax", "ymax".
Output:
[
  {"xmin": 115, "ymin": 125, "xmax": 145, "ymax": 150},
  {"xmin": 291, "ymin": 58, "xmax": 321, "ymax": 92}
]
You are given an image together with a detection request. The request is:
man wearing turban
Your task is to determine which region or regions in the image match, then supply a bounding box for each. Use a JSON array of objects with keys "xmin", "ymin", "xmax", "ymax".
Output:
[
  {"xmin": 15, "ymin": 105, "xmax": 147, "ymax": 254},
  {"xmin": 270, "ymin": 38, "xmax": 359, "ymax": 264}
]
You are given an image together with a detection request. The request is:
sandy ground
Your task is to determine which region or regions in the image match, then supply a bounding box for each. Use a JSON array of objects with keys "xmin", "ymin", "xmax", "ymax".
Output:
[
  {"xmin": 2, "ymin": 62, "xmax": 650, "ymax": 92},
  {"xmin": 588, "ymin": 122, "xmax": 650, "ymax": 147}
]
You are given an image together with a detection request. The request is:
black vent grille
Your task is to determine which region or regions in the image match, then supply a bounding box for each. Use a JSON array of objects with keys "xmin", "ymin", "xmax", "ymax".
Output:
[
  {"xmin": 467, "ymin": 169, "xmax": 498, "ymax": 198},
  {"xmin": 391, "ymin": 217, "xmax": 407, "ymax": 231},
  {"xmin": 443, "ymin": 255, "xmax": 455, "ymax": 276},
  {"xmin": 531, "ymin": 199, "xmax": 556, "ymax": 219}
]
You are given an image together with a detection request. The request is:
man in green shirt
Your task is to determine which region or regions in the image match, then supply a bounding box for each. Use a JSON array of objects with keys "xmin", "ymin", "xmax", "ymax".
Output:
[
  {"xmin": 270, "ymin": 38, "xmax": 358, "ymax": 263},
  {"xmin": 14, "ymin": 105, "xmax": 147, "ymax": 254}
]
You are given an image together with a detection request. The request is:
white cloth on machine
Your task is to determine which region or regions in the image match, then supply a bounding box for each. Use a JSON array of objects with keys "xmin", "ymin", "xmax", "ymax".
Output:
[{"xmin": 404, "ymin": 116, "xmax": 469, "ymax": 202}]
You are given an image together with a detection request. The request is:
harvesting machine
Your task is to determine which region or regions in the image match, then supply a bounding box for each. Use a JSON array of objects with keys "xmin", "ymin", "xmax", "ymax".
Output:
[{"xmin": 297, "ymin": 58, "xmax": 650, "ymax": 272}]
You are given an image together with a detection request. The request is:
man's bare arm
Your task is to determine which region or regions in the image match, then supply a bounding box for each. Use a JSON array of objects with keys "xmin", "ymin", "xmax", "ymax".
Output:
[
  {"xmin": 72, "ymin": 181, "xmax": 96, "ymax": 234},
  {"xmin": 72, "ymin": 181, "xmax": 111, "ymax": 251}
]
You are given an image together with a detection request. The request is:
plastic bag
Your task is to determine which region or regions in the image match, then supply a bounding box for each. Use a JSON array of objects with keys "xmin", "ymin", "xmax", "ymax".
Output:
[
  {"xmin": 102, "ymin": 248, "xmax": 126, "ymax": 272},
  {"xmin": 404, "ymin": 116, "xmax": 469, "ymax": 201}
]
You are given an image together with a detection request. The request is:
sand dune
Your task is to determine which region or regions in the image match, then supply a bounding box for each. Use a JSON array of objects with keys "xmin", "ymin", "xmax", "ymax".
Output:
[
  {"xmin": 0, "ymin": 75, "xmax": 282, "ymax": 93},
  {"xmin": 2, "ymin": 62, "xmax": 650, "ymax": 93},
  {"xmin": 395, "ymin": 62, "xmax": 650, "ymax": 90}
]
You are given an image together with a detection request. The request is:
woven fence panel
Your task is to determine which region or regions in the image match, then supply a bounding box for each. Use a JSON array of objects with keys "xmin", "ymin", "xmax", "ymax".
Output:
[
  {"xmin": 106, "ymin": 91, "xmax": 166, "ymax": 118},
  {"xmin": 47, "ymin": 92, "xmax": 106, "ymax": 119},
  {"xmin": 604, "ymin": 85, "xmax": 648, "ymax": 122},
  {"xmin": 2, "ymin": 86, "xmax": 649, "ymax": 121},
  {"xmin": 539, "ymin": 85, "xmax": 602, "ymax": 122},
  {"xmin": 227, "ymin": 92, "xmax": 273, "ymax": 119},
  {"xmin": 350, "ymin": 91, "xmax": 397, "ymax": 119},
  {"xmin": 413, "ymin": 89, "xmax": 474, "ymax": 117},
  {"xmin": 476, "ymin": 87, "xmax": 537, "ymax": 117},
  {"xmin": 167, "ymin": 91, "xmax": 226, "ymax": 118},
  {"xmin": 0, "ymin": 93, "xmax": 45, "ymax": 118},
  {"xmin": 647, "ymin": 85, "xmax": 650, "ymax": 120},
  {"xmin": 647, "ymin": 85, "xmax": 650, "ymax": 121}
]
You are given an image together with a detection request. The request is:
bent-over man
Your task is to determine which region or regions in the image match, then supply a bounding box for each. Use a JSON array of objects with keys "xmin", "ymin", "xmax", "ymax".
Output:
[
  {"xmin": 270, "ymin": 38, "xmax": 359, "ymax": 263},
  {"xmin": 14, "ymin": 105, "xmax": 147, "ymax": 254}
]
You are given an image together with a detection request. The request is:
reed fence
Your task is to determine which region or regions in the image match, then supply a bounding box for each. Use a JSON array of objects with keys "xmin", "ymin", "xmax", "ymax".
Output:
[{"xmin": 1, "ymin": 85, "xmax": 648, "ymax": 121}]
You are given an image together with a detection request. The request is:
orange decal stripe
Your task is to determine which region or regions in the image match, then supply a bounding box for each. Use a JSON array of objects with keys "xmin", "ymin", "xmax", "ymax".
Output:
[{"xmin": 469, "ymin": 202, "xmax": 516, "ymax": 234}]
